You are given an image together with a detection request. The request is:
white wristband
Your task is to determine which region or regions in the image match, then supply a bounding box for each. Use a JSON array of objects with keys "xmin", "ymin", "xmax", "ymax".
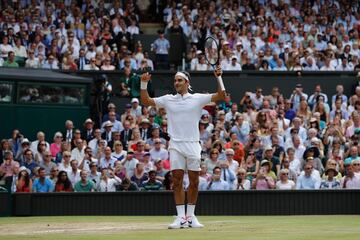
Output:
[
  {"xmin": 217, "ymin": 76, "xmax": 225, "ymax": 91},
  {"xmin": 141, "ymin": 81, "xmax": 148, "ymax": 90}
]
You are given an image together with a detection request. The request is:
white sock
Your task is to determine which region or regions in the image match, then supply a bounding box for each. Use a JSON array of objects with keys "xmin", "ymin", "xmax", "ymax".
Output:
[
  {"xmin": 176, "ymin": 205, "xmax": 185, "ymax": 218},
  {"xmin": 187, "ymin": 204, "xmax": 196, "ymax": 217}
]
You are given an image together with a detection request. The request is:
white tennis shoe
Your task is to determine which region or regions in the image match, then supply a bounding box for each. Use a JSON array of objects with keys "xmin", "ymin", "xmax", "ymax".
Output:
[
  {"xmin": 187, "ymin": 216, "xmax": 204, "ymax": 228},
  {"xmin": 168, "ymin": 216, "xmax": 188, "ymax": 229}
]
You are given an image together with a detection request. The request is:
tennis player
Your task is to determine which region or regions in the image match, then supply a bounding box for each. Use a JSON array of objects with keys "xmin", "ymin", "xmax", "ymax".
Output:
[{"xmin": 140, "ymin": 67, "xmax": 225, "ymax": 229}]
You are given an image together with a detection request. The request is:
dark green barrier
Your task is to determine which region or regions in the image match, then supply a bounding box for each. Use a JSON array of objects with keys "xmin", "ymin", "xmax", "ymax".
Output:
[{"xmin": 11, "ymin": 190, "xmax": 360, "ymax": 216}]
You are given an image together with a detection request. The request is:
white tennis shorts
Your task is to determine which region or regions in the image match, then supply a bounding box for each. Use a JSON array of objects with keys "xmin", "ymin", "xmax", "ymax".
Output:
[{"xmin": 168, "ymin": 140, "xmax": 202, "ymax": 171}]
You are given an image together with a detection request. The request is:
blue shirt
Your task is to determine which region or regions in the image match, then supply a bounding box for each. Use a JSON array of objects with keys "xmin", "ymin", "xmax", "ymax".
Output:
[
  {"xmin": 207, "ymin": 179, "xmax": 229, "ymax": 190},
  {"xmin": 153, "ymin": 38, "xmax": 170, "ymax": 55},
  {"xmin": 296, "ymin": 175, "xmax": 320, "ymax": 189},
  {"xmin": 33, "ymin": 178, "xmax": 54, "ymax": 192}
]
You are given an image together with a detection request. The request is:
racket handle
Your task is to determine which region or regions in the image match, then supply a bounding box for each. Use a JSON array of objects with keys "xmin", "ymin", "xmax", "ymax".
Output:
[{"xmin": 217, "ymin": 76, "xmax": 225, "ymax": 91}]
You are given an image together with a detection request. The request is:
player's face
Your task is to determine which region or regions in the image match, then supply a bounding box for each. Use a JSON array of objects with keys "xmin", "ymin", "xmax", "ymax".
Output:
[{"xmin": 174, "ymin": 77, "xmax": 188, "ymax": 94}]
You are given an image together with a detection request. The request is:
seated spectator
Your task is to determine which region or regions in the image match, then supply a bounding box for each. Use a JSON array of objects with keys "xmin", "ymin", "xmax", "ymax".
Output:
[
  {"xmin": 296, "ymin": 164, "xmax": 321, "ymax": 189},
  {"xmin": 32, "ymin": 167, "xmax": 54, "ymax": 192},
  {"xmin": 15, "ymin": 167, "xmax": 32, "ymax": 192},
  {"xmin": 235, "ymin": 168, "xmax": 251, "ymax": 190},
  {"xmin": 122, "ymin": 150, "xmax": 139, "ymax": 178},
  {"xmin": 39, "ymin": 151, "xmax": 57, "ymax": 176},
  {"xmin": 54, "ymin": 171, "xmax": 73, "ymax": 192},
  {"xmin": 141, "ymin": 170, "xmax": 162, "ymax": 191},
  {"xmin": 320, "ymin": 167, "xmax": 341, "ymax": 189},
  {"xmin": 252, "ymin": 160, "xmax": 276, "ymax": 190},
  {"xmin": 68, "ymin": 160, "xmax": 81, "ymax": 187},
  {"xmin": 97, "ymin": 168, "xmax": 122, "ymax": 192},
  {"xmin": 117, "ymin": 177, "xmax": 139, "ymax": 191},
  {"xmin": 207, "ymin": 166, "xmax": 229, "ymax": 190},
  {"xmin": 130, "ymin": 163, "xmax": 148, "ymax": 188},
  {"xmin": 0, "ymin": 151, "xmax": 19, "ymax": 191},
  {"xmin": 3, "ymin": 51, "xmax": 19, "ymax": 68},
  {"xmin": 276, "ymin": 169, "xmax": 295, "ymax": 190},
  {"xmin": 74, "ymin": 170, "xmax": 96, "ymax": 192},
  {"xmin": 341, "ymin": 162, "xmax": 360, "ymax": 189}
]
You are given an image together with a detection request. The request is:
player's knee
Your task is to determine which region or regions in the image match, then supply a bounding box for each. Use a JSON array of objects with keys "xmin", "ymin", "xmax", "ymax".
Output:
[
  {"xmin": 189, "ymin": 178, "xmax": 199, "ymax": 188},
  {"xmin": 173, "ymin": 178, "xmax": 182, "ymax": 190}
]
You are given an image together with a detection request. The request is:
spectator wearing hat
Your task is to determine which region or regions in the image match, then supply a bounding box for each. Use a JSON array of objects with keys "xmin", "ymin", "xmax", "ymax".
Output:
[
  {"xmin": 303, "ymin": 146, "xmax": 324, "ymax": 174},
  {"xmin": 101, "ymin": 121, "xmax": 114, "ymax": 143},
  {"xmin": 139, "ymin": 118, "xmax": 152, "ymax": 141},
  {"xmin": 190, "ymin": 50, "xmax": 203, "ymax": 70},
  {"xmin": 261, "ymin": 146, "xmax": 280, "ymax": 177},
  {"xmin": 102, "ymin": 111, "xmax": 124, "ymax": 134},
  {"xmin": 130, "ymin": 98, "xmax": 142, "ymax": 118},
  {"xmin": 152, "ymin": 29, "xmax": 170, "ymax": 70},
  {"xmin": 15, "ymin": 138, "xmax": 31, "ymax": 163},
  {"xmin": 81, "ymin": 118, "xmax": 95, "ymax": 142},
  {"xmin": 15, "ymin": 166, "xmax": 32, "ymax": 192},
  {"xmin": 276, "ymin": 169, "xmax": 295, "ymax": 190},
  {"xmin": 252, "ymin": 160, "xmax": 275, "ymax": 190}
]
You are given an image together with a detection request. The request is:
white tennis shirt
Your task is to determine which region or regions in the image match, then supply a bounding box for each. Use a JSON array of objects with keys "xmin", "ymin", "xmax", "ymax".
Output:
[{"xmin": 154, "ymin": 93, "xmax": 212, "ymax": 142}]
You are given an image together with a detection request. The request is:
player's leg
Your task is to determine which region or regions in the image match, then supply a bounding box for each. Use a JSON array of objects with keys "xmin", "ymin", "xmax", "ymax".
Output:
[
  {"xmin": 186, "ymin": 141, "xmax": 204, "ymax": 228},
  {"xmin": 168, "ymin": 149, "xmax": 187, "ymax": 229}
]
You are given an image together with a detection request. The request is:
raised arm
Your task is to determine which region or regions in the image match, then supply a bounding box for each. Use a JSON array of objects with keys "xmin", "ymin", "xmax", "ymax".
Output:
[
  {"xmin": 211, "ymin": 66, "xmax": 226, "ymax": 103},
  {"xmin": 140, "ymin": 72, "xmax": 156, "ymax": 107}
]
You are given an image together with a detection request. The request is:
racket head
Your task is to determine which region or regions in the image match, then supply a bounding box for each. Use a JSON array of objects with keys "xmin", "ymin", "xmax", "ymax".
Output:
[{"xmin": 204, "ymin": 36, "xmax": 220, "ymax": 67}]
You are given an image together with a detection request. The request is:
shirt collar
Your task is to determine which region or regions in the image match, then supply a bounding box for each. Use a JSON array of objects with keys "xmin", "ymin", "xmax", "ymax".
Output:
[{"xmin": 176, "ymin": 92, "xmax": 191, "ymax": 99}]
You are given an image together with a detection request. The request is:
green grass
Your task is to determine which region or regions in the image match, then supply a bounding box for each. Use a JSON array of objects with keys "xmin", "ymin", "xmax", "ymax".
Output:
[{"xmin": 1, "ymin": 216, "xmax": 359, "ymax": 240}]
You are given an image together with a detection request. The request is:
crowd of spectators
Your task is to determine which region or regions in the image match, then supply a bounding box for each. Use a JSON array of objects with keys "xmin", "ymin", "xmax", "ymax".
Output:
[
  {"xmin": 165, "ymin": 0, "xmax": 360, "ymax": 71},
  {"xmin": 1, "ymin": 80, "xmax": 360, "ymax": 192},
  {"xmin": 1, "ymin": 1, "xmax": 360, "ymax": 72}
]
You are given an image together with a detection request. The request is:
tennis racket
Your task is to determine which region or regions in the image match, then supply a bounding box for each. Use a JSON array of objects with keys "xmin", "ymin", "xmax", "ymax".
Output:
[{"xmin": 204, "ymin": 36, "xmax": 225, "ymax": 91}]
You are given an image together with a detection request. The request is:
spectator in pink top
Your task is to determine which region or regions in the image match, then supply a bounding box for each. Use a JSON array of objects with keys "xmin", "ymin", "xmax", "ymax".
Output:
[{"xmin": 50, "ymin": 132, "xmax": 63, "ymax": 157}]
